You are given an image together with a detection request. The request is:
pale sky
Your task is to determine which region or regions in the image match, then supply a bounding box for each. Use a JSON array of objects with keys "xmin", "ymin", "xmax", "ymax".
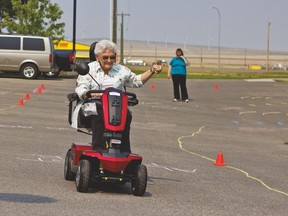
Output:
[{"xmin": 51, "ymin": 0, "xmax": 288, "ymax": 52}]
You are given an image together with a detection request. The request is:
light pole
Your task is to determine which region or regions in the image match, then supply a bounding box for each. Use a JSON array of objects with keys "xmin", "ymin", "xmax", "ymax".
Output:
[
  {"xmin": 117, "ymin": 12, "xmax": 130, "ymax": 64},
  {"xmin": 73, "ymin": 0, "xmax": 77, "ymax": 54},
  {"xmin": 71, "ymin": 0, "xmax": 77, "ymax": 69},
  {"xmin": 110, "ymin": 0, "xmax": 113, "ymax": 41},
  {"xmin": 212, "ymin": 6, "xmax": 221, "ymax": 69}
]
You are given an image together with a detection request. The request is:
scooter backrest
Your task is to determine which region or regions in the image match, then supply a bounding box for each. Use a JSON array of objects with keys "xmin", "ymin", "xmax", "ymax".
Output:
[
  {"xmin": 89, "ymin": 42, "xmax": 98, "ymax": 62},
  {"xmin": 102, "ymin": 88, "xmax": 128, "ymax": 131}
]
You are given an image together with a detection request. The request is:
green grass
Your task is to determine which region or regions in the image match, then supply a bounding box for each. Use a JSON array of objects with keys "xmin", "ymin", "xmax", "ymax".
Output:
[
  {"xmin": 127, "ymin": 66, "xmax": 288, "ymax": 80},
  {"xmin": 61, "ymin": 65, "xmax": 288, "ymax": 80},
  {"xmin": 186, "ymin": 71, "xmax": 288, "ymax": 79}
]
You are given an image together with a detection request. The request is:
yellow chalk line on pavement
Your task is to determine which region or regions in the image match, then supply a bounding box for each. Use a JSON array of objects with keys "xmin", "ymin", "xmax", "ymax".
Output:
[
  {"xmin": 178, "ymin": 126, "xmax": 214, "ymax": 162},
  {"xmin": 239, "ymin": 111, "xmax": 256, "ymax": 115},
  {"xmin": 178, "ymin": 126, "xmax": 288, "ymax": 197},
  {"xmin": 226, "ymin": 166, "xmax": 288, "ymax": 196},
  {"xmin": 262, "ymin": 111, "xmax": 281, "ymax": 115}
]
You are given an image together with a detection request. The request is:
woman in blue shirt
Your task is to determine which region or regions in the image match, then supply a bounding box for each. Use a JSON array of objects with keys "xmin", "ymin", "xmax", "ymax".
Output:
[{"xmin": 168, "ymin": 48, "xmax": 189, "ymax": 102}]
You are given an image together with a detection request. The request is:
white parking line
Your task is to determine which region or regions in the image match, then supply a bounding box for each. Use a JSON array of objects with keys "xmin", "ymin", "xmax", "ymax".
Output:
[
  {"xmin": 147, "ymin": 163, "xmax": 197, "ymax": 173},
  {"xmin": 16, "ymin": 155, "xmax": 63, "ymax": 163},
  {"xmin": 0, "ymin": 124, "xmax": 72, "ymax": 131},
  {"xmin": 0, "ymin": 124, "xmax": 32, "ymax": 129}
]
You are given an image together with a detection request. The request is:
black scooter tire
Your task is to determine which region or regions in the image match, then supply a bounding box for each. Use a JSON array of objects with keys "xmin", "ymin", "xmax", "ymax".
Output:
[
  {"xmin": 76, "ymin": 159, "xmax": 91, "ymax": 192},
  {"xmin": 132, "ymin": 164, "xmax": 147, "ymax": 196},
  {"xmin": 64, "ymin": 150, "xmax": 75, "ymax": 181}
]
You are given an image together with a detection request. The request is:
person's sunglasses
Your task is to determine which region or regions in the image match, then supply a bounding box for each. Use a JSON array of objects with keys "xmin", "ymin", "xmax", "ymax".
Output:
[{"xmin": 102, "ymin": 55, "xmax": 116, "ymax": 60}]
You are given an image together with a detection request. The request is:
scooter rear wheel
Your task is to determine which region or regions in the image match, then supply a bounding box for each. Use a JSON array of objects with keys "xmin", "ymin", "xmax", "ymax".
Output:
[
  {"xmin": 131, "ymin": 164, "xmax": 147, "ymax": 196},
  {"xmin": 76, "ymin": 159, "xmax": 91, "ymax": 192},
  {"xmin": 64, "ymin": 149, "xmax": 75, "ymax": 181}
]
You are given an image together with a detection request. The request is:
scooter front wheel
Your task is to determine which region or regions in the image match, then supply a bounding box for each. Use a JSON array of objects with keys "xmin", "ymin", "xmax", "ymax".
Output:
[
  {"xmin": 131, "ymin": 164, "xmax": 147, "ymax": 196},
  {"xmin": 76, "ymin": 159, "xmax": 91, "ymax": 192}
]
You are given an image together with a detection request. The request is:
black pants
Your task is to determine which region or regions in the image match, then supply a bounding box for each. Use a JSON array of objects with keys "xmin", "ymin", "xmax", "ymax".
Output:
[
  {"xmin": 172, "ymin": 74, "xmax": 188, "ymax": 100},
  {"xmin": 91, "ymin": 108, "xmax": 132, "ymax": 153}
]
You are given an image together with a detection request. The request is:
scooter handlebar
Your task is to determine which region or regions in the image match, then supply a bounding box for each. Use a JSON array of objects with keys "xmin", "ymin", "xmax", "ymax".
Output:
[
  {"xmin": 85, "ymin": 90, "xmax": 138, "ymax": 106},
  {"xmin": 86, "ymin": 90, "xmax": 105, "ymax": 98}
]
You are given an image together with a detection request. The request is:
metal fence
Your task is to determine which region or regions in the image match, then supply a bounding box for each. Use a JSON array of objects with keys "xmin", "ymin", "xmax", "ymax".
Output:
[{"xmin": 123, "ymin": 42, "xmax": 288, "ymax": 70}]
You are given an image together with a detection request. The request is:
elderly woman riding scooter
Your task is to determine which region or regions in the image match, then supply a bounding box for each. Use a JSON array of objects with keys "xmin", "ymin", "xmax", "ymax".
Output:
[{"xmin": 72, "ymin": 39, "xmax": 162, "ymax": 153}]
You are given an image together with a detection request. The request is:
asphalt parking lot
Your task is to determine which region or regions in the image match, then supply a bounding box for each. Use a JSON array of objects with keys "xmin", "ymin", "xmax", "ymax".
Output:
[{"xmin": 0, "ymin": 76, "xmax": 288, "ymax": 215}]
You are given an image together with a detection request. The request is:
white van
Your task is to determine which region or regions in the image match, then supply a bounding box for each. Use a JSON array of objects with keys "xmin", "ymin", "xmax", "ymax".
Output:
[
  {"xmin": 0, "ymin": 34, "xmax": 58, "ymax": 79},
  {"xmin": 125, "ymin": 59, "xmax": 147, "ymax": 66}
]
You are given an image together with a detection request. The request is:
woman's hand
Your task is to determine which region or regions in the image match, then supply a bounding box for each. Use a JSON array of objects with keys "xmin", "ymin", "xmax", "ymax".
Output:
[
  {"xmin": 90, "ymin": 93, "xmax": 102, "ymax": 99},
  {"xmin": 180, "ymin": 56, "xmax": 190, "ymax": 66},
  {"xmin": 167, "ymin": 65, "xmax": 171, "ymax": 79},
  {"xmin": 82, "ymin": 92, "xmax": 102, "ymax": 100},
  {"xmin": 141, "ymin": 64, "xmax": 162, "ymax": 84},
  {"xmin": 150, "ymin": 64, "xmax": 162, "ymax": 74}
]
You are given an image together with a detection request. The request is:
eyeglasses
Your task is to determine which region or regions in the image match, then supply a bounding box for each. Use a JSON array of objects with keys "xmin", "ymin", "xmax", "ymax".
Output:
[{"xmin": 102, "ymin": 55, "xmax": 116, "ymax": 61}]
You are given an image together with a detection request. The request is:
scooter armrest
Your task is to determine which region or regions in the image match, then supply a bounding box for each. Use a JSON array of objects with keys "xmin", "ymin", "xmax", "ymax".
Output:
[
  {"xmin": 67, "ymin": 93, "xmax": 79, "ymax": 102},
  {"xmin": 128, "ymin": 98, "xmax": 138, "ymax": 106},
  {"xmin": 125, "ymin": 92, "xmax": 138, "ymax": 106}
]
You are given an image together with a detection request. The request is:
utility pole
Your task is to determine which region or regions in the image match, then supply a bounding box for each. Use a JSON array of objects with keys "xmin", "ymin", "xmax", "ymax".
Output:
[
  {"xmin": 244, "ymin": 48, "xmax": 247, "ymax": 67},
  {"xmin": 112, "ymin": 0, "xmax": 117, "ymax": 44},
  {"xmin": 266, "ymin": 21, "xmax": 271, "ymax": 72},
  {"xmin": 155, "ymin": 46, "xmax": 157, "ymax": 63},
  {"xmin": 117, "ymin": 12, "xmax": 130, "ymax": 64}
]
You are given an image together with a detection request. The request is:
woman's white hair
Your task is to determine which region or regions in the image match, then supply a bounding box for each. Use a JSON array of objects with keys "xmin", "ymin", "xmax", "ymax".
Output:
[{"xmin": 94, "ymin": 39, "xmax": 117, "ymax": 55}]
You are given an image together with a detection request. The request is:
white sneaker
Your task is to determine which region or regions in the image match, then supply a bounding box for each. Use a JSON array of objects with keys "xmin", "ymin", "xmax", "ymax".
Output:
[
  {"xmin": 173, "ymin": 98, "xmax": 178, "ymax": 102},
  {"xmin": 185, "ymin": 99, "xmax": 189, "ymax": 103}
]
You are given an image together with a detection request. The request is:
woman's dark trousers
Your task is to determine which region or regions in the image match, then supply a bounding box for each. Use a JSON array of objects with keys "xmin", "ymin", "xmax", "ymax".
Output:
[{"xmin": 172, "ymin": 74, "xmax": 188, "ymax": 100}]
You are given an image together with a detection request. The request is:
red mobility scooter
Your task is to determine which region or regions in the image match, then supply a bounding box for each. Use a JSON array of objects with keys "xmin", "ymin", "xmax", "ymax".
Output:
[{"xmin": 64, "ymin": 63, "xmax": 147, "ymax": 196}]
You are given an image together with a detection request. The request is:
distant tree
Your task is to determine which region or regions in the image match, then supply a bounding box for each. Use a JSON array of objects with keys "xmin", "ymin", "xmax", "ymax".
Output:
[
  {"xmin": 0, "ymin": 0, "xmax": 14, "ymax": 32},
  {"xmin": 0, "ymin": 0, "xmax": 14, "ymax": 16},
  {"xmin": 0, "ymin": 0, "xmax": 65, "ymax": 39}
]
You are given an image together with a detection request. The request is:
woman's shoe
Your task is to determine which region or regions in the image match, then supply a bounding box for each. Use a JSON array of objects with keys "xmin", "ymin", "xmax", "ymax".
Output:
[
  {"xmin": 173, "ymin": 98, "xmax": 178, "ymax": 102},
  {"xmin": 185, "ymin": 99, "xmax": 189, "ymax": 103}
]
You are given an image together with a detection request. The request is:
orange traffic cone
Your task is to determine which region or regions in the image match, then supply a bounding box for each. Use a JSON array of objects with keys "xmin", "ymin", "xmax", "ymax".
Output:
[
  {"xmin": 151, "ymin": 84, "xmax": 155, "ymax": 91},
  {"xmin": 36, "ymin": 87, "xmax": 42, "ymax": 94},
  {"xmin": 214, "ymin": 152, "xmax": 226, "ymax": 166},
  {"xmin": 40, "ymin": 84, "xmax": 45, "ymax": 89},
  {"xmin": 214, "ymin": 84, "xmax": 219, "ymax": 90},
  {"xmin": 25, "ymin": 92, "xmax": 30, "ymax": 100},
  {"xmin": 17, "ymin": 98, "xmax": 24, "ymax": 106}
]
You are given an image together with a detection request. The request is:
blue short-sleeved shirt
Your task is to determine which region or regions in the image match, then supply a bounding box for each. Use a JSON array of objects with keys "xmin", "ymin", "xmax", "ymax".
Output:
[{"xmin": 169, "ymin": 57, "xmax": 187, "ymax": 76}]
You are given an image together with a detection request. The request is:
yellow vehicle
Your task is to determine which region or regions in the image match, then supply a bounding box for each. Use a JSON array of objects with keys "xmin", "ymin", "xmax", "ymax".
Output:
[
  {"xmin": 54, "ymin": 40, "xmax": 90, "ymax": 53},
  {"xmin": 248, "ymin": 64, "xmax": 262, "ymax": 70},
  {"xmin": 53, "ymin": 40, "xmax": 90, "ymax": 72}
]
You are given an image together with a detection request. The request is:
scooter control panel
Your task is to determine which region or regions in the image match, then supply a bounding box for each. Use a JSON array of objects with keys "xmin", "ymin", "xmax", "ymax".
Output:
[{"xmin": 108, "ymin": 92, "xmax": 122, "ymax": 125}]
